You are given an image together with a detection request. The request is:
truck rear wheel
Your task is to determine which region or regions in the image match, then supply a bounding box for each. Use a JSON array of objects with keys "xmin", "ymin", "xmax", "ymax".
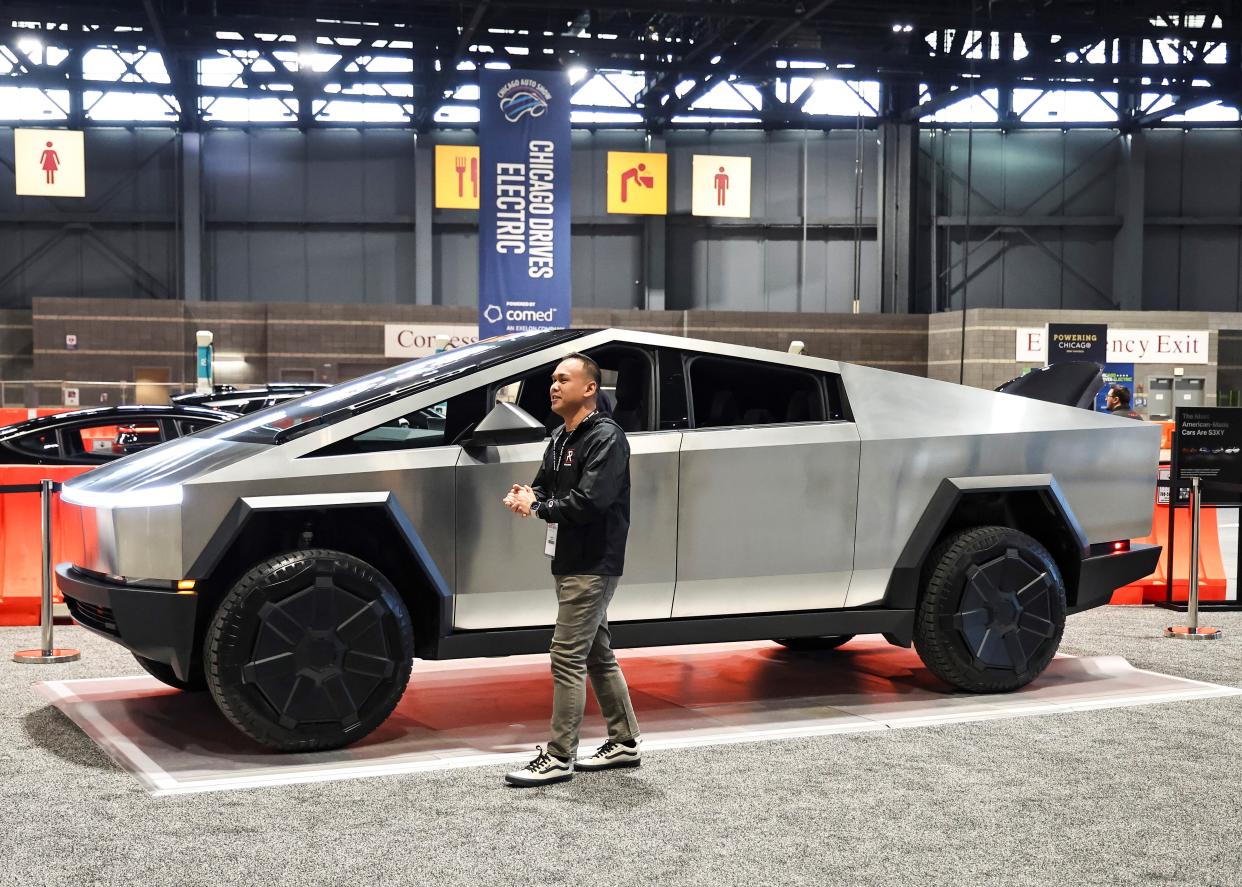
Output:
[
  {"xmin": 914, "ymin": 526, "xmax": 1066, "ymax": 693},
  {"xmin": 204, "ymin": 549, "xmax": 414, "ymax": 752}
]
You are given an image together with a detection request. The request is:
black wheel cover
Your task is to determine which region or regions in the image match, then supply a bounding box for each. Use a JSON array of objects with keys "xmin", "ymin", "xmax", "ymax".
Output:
[
  {"xmin": 244, "ymin": 562, "xmax": 398, "ymax": 730},
  {"xmin": 954, "ymin": 548, "xmax": 1058, "ymax": 672},
  {"xmin": 914, "ymin": 526, "xmax": 1067, "ymax": 693},
  {"xmin": 205, "ymin": 549, "xmax": 414, "ymax": 751}
]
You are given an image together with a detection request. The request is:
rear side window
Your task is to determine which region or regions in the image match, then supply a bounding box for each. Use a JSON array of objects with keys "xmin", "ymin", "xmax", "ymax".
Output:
[
  {"xmin": 687, "ymin": 356, "xmax": 827, "ymax": 428},
  {"xmin": 176, "ymin": 419, "xmax": 217, "ymax": 436},
  {"xmin": 10, "ymin": 429, "xmax": 61, "ymax": 459},
  {"xmin": 61, "ymin": 420, "xmax": 169, "ymax": 459}
]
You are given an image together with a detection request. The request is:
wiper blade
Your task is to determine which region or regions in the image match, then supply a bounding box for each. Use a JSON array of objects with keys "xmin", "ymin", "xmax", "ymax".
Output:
[{"xmin": 271, "ymin": 407, "xmax": 356, "ymax": 444}]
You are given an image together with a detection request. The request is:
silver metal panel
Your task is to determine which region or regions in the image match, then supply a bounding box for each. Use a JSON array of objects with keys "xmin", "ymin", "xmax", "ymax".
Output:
[
  {"xmin": 60, "ymin": 502, "xmax": 182, "ymax": 580},
  {"xmin": 184, "ymin": 446, "xmax": 460, "ymax": 587},
  {"xmin": 453, "ymin": 432, "xmax": 681, "ymax": 630},
  {"xmin": 841, "ymin": 362, "xmax": 1161, "ymax": 607},
  {"xmin": 672, "ymin": 422, "xmax": 859, "ymax": 618}
]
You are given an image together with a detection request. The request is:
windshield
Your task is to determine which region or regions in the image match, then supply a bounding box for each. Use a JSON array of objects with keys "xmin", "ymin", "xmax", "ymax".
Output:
[{"xmin": 196, "ymin": 328, "xmax": 586, "ymax": 445}]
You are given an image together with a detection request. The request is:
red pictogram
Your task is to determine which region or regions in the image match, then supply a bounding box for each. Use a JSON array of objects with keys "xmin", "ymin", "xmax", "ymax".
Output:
[
  {"xmin": 620, "ymin": 162, "xmax": 655, "ymax": 203},
  {"xmin": 455, "ymin": 154, "xmax": 480, "ymax": 199},
  {"xmin": 40, "ymin": 141, "xmax": 60, "ymax": 185},
  {"xmin": 714, "ymin": 165, "xmax": 729, "ymax": 206}
]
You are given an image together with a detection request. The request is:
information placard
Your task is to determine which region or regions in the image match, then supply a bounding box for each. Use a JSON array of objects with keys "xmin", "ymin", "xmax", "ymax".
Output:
[{"xmin": 1173, "ymin": 406, "xmax": 1242, "ymax": 506}]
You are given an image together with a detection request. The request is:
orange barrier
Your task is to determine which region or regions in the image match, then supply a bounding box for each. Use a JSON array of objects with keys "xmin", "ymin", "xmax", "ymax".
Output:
[
  {"xmin": 0, "ymin": 407, "xmax": 70, "ymax": 429},
  {"xmin": 1110, "ymin": 487, "xmax": 1228, "ymax": 605},
  {"xmin": 0, "ymin": 465, "xmax": 93, "ymax": 625}
]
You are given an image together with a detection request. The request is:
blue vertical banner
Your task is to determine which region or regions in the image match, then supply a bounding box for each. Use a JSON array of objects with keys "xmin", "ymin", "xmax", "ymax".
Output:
[{"xmin": 478, "ymin": 69, "xmax": 571, "ymax": 339}]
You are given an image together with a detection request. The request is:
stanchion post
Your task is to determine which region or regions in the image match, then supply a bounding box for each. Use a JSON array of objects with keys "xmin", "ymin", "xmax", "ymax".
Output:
[
  {"xmin": 1189, "ymin": 477, "xmax": 1201, "ymax": 633},
  {"xmin": 1165, "ymin": 476, "xmax": 1223, "ymax": 641},
  {"xmin": 13, "ymin": 479, "xmax": 81, "ymax": 664}
]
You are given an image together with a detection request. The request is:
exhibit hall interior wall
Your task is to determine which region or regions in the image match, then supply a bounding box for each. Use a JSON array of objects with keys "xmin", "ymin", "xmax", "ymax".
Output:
[
  {"xmin": 6, "ymin": 127, "xmax": 1242, "ymax": 306},
  {"xmin": 1, "ymin": 298, "xmax": 1232, "ymax": 413}
]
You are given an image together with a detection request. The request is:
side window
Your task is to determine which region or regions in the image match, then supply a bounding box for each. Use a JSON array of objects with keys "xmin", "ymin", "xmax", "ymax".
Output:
[
  {"xmin": 310, "ymin": 386, "xmax": 489, "ymax": 457},
  {"xmin": 581, "ymin": 345, "xmax": 655, "ymax": 433},
  {"xmin": 10, "ymin": 428, "xmax": 62, "ymax": 460},
  {"xmin": 176, "ymin": 418, "xmax": 217, "ymax": 437},
  {"xmin": 687, "ymin": 356, "xmax": 826, "ymax": 428},
  {"xmin": 61, "ymin": 419, "xmax": 168, "ymax": 460}
]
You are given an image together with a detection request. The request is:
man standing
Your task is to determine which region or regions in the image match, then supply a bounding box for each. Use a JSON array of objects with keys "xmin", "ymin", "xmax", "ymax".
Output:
[{"xmin": 501, "ymin": 353, "xmax": 641, "ymax": 787}]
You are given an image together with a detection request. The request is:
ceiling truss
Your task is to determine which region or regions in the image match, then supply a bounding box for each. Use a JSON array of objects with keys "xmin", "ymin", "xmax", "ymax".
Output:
[{"xmin": 5, "ymin": 1, "xmax": 1242, "ymax": 129}]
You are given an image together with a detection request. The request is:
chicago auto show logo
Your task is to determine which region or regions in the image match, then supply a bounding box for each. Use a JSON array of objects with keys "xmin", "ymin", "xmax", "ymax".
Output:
[
  {"xmin": 483, "ymin": 304, "xmax": 503, "ymax": 324},
  {"xmin": 497, "ymin": 78, "xmax": 551, "ymax": 122}
]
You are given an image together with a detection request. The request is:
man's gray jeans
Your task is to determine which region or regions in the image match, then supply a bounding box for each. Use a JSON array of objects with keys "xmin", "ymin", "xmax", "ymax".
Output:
[{"xmin": 548, "ymin": 574, "xmax": 640, "ymax": 760}]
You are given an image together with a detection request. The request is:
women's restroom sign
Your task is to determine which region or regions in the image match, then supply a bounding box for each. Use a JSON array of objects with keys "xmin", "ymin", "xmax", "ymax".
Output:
[{"xmin": 13, "ymin": 129, "xmax": 86, "ymax": 198}]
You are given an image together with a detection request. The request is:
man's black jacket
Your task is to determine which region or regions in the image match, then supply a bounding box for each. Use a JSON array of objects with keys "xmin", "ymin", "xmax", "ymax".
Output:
[{"xmin": 531, "ymin": 411, "xmax": 630, "ymax": 576}]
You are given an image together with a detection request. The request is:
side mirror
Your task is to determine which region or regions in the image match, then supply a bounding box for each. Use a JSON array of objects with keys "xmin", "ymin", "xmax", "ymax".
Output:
[{"xmin": 464, "ymin": 401, "xmax": 547, "ymax": 448}]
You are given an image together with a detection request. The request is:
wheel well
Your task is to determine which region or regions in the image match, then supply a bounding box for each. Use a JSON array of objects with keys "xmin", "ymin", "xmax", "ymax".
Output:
[
  {"xmin": 195, "ymin": 506, "xmax": 445, "ymax": 658},
  {"xmin": 887, "ymin": 486, "xmax": 1086, "ymax": 611},
  {"xmin": 933, "ymin": 491, "xmax": 1083, "ymax": 602}
]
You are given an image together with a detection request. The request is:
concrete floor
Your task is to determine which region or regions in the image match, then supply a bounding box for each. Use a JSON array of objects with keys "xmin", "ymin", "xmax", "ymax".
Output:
[{"xmin": 2, "ymin": 607, "xmax": 1240, "ymax": 887}]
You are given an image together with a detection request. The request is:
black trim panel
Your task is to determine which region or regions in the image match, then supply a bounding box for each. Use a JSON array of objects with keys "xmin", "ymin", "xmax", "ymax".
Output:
[
  {"xmin": 884, "ymin": 476, "xmax": 1088, "ymax": 611},
  {"xmin": 185, "ymin": 494, "xmax": 454, "ymax": 636},
  {"xmin": 1070, "ymin": 543, "xmax": 1161, "ymax": 614},
  {"xmin": 56, "ymin": 564, "xmax": 199, "ymax": 680},
  {"xmin": 431, "ymin": 608, "xmax": 915, "ymax": 660}
]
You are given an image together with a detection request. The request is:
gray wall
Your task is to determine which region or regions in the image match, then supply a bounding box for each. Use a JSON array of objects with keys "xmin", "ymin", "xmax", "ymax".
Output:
[{"xmin": 7, "ymin": 125, "xmax": 1242, "ymax": 315}]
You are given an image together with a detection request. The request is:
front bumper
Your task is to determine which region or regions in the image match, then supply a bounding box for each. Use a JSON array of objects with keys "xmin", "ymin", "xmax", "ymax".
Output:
[
  {"xmin": 1070, "ymin": 543, "xmax": 1162, "ymax": 614},
  {"xmin": 55, "ymin": 564, "xmax": 199, "ymax": 681}
]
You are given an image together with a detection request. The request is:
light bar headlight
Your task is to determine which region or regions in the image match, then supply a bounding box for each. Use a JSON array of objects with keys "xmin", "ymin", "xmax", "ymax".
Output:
[{"xmin": 61, "ymin": 484, "xmax": 184, "ymax": 509}]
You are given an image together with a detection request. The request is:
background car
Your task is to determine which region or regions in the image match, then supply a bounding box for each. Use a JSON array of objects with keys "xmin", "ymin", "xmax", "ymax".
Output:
[
  {"xmin": 0, "ymin": 405, "xmax": 238, "ymax": 465},
  {"xmin": 55, "ymin": 329, "xmax": 1160, "ymax": 752},
  {"xmin": 171, "ymin": 383, "xmax": 328, "ymax": 414}
]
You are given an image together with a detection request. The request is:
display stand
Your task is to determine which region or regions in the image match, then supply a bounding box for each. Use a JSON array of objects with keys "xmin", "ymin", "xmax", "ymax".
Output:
[
  {"xmin": 13, "ymin": 479, "xmax": 80, "ymax": 664},
  {"xmin": 1164, "ymin": 478, "xmax": 1223, "ymax": 639}
]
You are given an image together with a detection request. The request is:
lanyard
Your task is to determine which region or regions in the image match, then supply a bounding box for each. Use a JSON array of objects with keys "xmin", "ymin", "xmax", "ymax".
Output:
[{"xmin": 553, "ymin": 410, "xmax": 596, "ymax": 472}]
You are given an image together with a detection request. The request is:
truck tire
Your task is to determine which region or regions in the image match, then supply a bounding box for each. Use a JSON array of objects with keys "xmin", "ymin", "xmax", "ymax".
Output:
[
  {"xmin": 914, "ymin": 526, "xmax": 1066, "ymax": 693},
  {"xmin": 134, "ymin": 653, "xmax": 207, "ymax": 692},
  {"xmin": 204, "ymin": 549, "xmax": 414, "ymax": 752},
  {"xmin": 773, "ymin": 635, "xmax": 855, "ymax": 651}
]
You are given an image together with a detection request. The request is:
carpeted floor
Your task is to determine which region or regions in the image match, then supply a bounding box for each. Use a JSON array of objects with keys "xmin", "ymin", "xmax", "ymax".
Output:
[{"xmin": 2, "ymin": 606, "xmax": 1239, "ymax": 887}]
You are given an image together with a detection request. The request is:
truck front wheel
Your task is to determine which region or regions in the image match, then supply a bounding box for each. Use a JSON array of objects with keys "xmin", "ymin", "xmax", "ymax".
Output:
[
  {"xmin": 914, "ymin": 526, "xmax": 1066, "ymax": 693},
  {"xmin": 203, "ymin": 549, "xmax": 414, "ymax": 752}
]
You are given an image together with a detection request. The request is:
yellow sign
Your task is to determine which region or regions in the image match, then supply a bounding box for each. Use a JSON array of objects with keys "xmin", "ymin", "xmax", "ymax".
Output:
[
  {"xmin": 607, "ymin": 151, "xmax": 667, "ymax": 215},
  {"xmin": 14, "ymin": 129, "xmax": 85, "ymax": 198},
  {"xmin": 435, "ymin": 144, "xmax": 480, "ymax": 209},
  {"xmin": 692, "ymin": 154, "xmax": 751, "ymax": 218}
]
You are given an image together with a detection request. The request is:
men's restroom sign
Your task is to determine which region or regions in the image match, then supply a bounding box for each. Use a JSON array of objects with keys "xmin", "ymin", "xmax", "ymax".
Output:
[
  {"xmin": 14, "ymin": 129, "xmax": 85, "ymax": 198},
  {"xmin": 606, "ymin": 151, "xmax": 667, "ymax": 215},
  {"xmin": 692, "ymin": 154, "xmax": 751, "ymax": 218},
  {"xmin": 434, "ymin": 144, "xmax": 480, "ymax": 209}
]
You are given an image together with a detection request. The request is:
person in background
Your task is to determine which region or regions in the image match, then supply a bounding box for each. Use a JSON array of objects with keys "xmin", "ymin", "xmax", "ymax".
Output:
[{"xmin": 1104, "ymin": 385, "xmax": 1142, "ymax": 420}]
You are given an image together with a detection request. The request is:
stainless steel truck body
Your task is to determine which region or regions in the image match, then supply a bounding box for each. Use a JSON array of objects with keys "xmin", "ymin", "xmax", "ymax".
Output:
[{"xmin": 56, "ymin": 328, "xmax": 1161, "ymax": 750}]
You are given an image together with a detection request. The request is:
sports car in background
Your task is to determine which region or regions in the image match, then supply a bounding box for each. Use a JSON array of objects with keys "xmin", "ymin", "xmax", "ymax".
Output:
[
  {"xmin": 171, "ymin": 383, "xmax": 328, "ymax": 414},
  {"xmin": 0, "ymin": 405, "xmax": 238, "ymax": 465},
  {"xmin": 55, "ymin": 329, "xmax": 1161, "ymax": 751}
]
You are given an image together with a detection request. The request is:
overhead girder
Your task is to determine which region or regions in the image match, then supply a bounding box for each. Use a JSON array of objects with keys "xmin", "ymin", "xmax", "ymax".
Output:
[{"xmin": 6, "ymin": 1, "xmax": 1242, "ymax": 129}]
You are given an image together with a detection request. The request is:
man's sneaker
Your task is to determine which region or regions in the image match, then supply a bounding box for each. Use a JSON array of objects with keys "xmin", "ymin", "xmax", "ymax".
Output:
[
  {"xmin": 575, "ymin": 738, "xmax": 641, "ymax": 771},
  {"xmin": 504, "ymin": 746, "xmax": 574, "ymax": 787}
]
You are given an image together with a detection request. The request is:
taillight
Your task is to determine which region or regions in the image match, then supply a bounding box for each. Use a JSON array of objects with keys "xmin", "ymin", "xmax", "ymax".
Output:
[{"xmin": 1111, "ymin": 540, "xmax": 1130, "ymax": 552}]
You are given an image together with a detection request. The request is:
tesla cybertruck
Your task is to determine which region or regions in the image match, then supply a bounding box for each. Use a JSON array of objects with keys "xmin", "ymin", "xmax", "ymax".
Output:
[{"xmin": 56, "ymin": 329, "xmax": 1160, "ymax": 751}]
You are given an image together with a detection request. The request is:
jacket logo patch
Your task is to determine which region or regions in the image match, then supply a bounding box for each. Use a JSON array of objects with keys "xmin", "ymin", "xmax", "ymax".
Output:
[{"xmin": 564, "ymin": 448, "xmax": 575, "ymax": 466}]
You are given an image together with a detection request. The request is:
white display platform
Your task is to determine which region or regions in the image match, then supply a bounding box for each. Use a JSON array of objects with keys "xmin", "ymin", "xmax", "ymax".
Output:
[{"xmin": 35, "ymin": 638, "xmax": 1241, "ymax": 796}]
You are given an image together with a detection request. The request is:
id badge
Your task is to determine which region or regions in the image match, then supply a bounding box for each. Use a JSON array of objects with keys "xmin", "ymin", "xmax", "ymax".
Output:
[{"xmin": 544, "ymin": 523, "xmax": 558, "ymax": 558}]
